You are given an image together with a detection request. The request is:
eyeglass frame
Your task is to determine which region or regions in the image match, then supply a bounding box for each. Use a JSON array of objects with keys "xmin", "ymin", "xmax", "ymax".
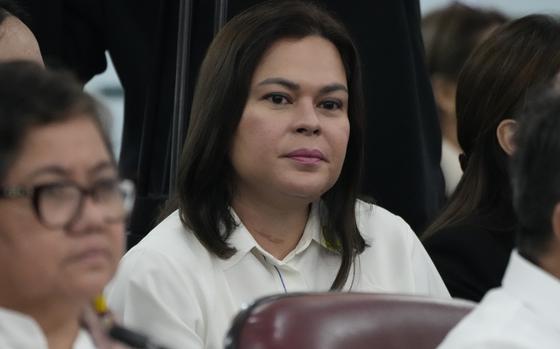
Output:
[{"xmin": 0, "ymin": 178, "xmax": 135, "ymax": 229}]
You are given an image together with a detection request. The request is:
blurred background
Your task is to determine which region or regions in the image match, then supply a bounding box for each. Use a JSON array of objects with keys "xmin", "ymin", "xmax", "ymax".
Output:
[{"xmin": 85, "ymin": 0, "xmax": 560, "ymax": 158}]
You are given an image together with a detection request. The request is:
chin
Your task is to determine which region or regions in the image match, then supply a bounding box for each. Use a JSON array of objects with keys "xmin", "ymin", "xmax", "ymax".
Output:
[
  {"xmin": 70, "ymin": 269, "xmax": 115, "ymax": 299},
  {"xmin": 284, "ymin": 183, "xmax": 333, "ymax": 202}
]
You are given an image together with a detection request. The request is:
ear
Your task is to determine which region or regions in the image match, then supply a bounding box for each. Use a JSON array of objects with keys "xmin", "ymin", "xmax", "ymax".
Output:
[
  {"xmin": 431, "ymin": 75, "xmax": 457, "ymax": 118},
  {"xmin": 496, "ymin": 119, "xmax": 518, "ymax": 156}
]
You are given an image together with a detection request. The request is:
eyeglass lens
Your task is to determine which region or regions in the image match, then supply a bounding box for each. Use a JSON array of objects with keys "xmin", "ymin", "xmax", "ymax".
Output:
[{"xmin": 36, "ymin": 180, "xmax": 132, "ymax": 228}]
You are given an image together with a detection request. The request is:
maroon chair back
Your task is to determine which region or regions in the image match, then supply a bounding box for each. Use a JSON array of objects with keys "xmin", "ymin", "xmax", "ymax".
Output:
[{"xmin": 225, "ymin": 293, "xmax": 474, "ymax": 349}]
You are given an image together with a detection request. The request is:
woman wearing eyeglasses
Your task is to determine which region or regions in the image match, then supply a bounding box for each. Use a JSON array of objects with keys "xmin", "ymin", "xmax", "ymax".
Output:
[{"xmin": 0, "ymin": 61, "xmax": 138, "ymax": 349}]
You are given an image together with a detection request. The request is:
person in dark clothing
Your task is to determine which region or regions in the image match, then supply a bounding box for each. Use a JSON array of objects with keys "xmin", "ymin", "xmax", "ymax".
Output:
[
  {"xmin": 424, "ymin": 212, "xmax": 515, "ymax": 301},
  {"xmin": 422, "ymin": 3, "xmax": 507, "ymax": 197},
  {"xmin": 19, "ymin": 0, "xmax": 443, "ymax": 248},
  {"xmin": 423, "ymin": 15, "xmax": 560, "ymax": 302}
]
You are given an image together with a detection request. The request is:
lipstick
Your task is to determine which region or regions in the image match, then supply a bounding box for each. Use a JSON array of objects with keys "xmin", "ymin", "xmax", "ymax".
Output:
[{"xmin": 285, "ymin": 149, "xmax": 326, "ymax": 164}]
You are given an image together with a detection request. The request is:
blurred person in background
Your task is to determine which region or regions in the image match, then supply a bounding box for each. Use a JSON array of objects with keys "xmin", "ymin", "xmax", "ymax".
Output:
[
  {"xmin": 0, "ymin": 62, "xmax": 135, "ymax": 349},
  {"xmin": 0, "ymin": 0, "xmax": 42, "ymax": 64},
  {"xmin": 423, "ymin": 15, "xmax": 560, "ymax": 302},
  {"xmin": 439, "ymin": 79, "xmax": 560, "ymax": 349},
  {"xmin": 422, "ymin": 3, "xmax": 507, "ymax": 197}
]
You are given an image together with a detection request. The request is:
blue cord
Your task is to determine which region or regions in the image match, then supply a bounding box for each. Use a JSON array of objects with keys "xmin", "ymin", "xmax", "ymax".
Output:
[
  {"xmin": 262, "ymin": 255, "xmax": 288, "ymax": 294},
  {"xmin": 273, "ymin": 265, "xmax": 288, "ymax": 294}
]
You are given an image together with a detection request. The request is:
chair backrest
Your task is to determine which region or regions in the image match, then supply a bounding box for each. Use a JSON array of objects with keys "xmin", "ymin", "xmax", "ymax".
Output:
[{"xmin": 225, "ymin": 292, "xmax": 475, "ymax": 349}]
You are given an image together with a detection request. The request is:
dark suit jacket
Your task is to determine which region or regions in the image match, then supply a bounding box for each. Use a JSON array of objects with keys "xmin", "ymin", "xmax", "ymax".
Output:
[{"xmin": 423, "ymin": 212, "xmax": 516, "ymax": 302}]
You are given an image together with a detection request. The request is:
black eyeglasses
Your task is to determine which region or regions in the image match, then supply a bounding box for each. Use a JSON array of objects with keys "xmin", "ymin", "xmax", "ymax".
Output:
[{"xmin": 0, "ymin": 178, "xmax": 135, "ymax": 229}]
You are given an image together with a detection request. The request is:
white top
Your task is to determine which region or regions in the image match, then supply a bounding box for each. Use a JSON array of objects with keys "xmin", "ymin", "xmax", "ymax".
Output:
[
  {"xmin": 107, "ymin": 200, "xmax": 449, "ymax": 349},
  {"xmin": 438, "ymin": 251, "xmax": 560, "ymax": 348},
  {"xmin": 0, "ymin": 307, "xmax": 96, "ymax": 349},
  {"xmin": 441, "ymin": 138, "xmax": 462, "ymax": 197}
]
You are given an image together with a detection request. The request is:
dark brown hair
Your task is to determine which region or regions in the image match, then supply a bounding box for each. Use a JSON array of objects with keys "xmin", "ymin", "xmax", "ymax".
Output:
[
  {"xmin": 172, "ymin": 0, "xmax": 366, "ymax": 290},
  {"xmin": 424, "ymin": 15, "xmax": 560, "ymax": 237},
  {"xmin": 422, "ymin": 3, "xmax": 507, "ymax": 81},
  {"xmin": 512, "ymin": 83, "xmax": 560, "ymax": 259},
  {"xmin": 0, "ymin": 61, "xmax": 113, "ymax": 184}
]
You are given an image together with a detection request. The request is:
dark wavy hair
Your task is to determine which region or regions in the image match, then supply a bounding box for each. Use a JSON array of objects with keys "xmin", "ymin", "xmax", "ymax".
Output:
[
  {"xmin": 0, "ymin": 61, "xmax": 112, "ymax": 184},
  {"xmin": 512, "ymin": 83, "xmax": 560, "ymax": 259},
  {"xmin": 424, "ymin": 15, "xmax": 560, "ymax": 237},
  {"xmin": 171, "ymin": 0, "xmax": 366, "ymax": 290}
]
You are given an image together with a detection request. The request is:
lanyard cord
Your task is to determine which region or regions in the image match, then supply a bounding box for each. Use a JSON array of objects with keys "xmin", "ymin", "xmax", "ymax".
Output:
[
  {"xmin": 262, "ymin": 255, "xmax": 288, "ymax": 294},
  {"xmin": 273, "ymin": 265, "xmax": 288, "ymax": 294}
]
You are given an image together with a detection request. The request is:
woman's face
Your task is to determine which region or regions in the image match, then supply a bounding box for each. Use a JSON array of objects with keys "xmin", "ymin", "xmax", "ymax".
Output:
[
  {"xmin": 0, "ymin": 116, "xmax": 125, "ymax": 307},
  {"xmin": 231, "ymin": 35, "xmax": 350, "ymax": 207}
]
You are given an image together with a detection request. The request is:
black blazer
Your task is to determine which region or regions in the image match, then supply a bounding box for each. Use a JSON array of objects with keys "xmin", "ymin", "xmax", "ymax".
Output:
[{"xmin": 423, "ymin": 212, "xmax": 516, "ymax": 302}]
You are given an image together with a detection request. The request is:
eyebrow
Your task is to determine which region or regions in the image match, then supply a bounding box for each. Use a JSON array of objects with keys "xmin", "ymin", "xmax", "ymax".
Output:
[
  {"xmin": 89, "ymin": 162, "xmax": 117, "ymax": 176},
  {"xmin": 256, "ymin": 77, "xmax": 348, "ymax": 95},
  {"xmin": 26, "ymin": 166, "xmax": 68, "ymax": 181},
  {"xmin": 25, "ymin": 161, "xmax": 116, "ymax": 182}
]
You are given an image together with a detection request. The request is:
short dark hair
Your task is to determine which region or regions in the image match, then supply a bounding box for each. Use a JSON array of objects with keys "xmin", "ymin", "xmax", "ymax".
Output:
[
  {"xmin": 511, "ymin": 84, "xmax": 560, "ymax": 259},
  {"xmin": 173, "ymin": 0, "xmax": 365, "ymax": 290},
  {"xmin": 0, "ymin": 0, "xmax": 28, "ymax": 26},
  {"xmin": 422, "ymin": 3, "xmax": 507, "ymax": 81},
  {"xmin": 424, "ymin": 15, "xmax": 560, "ymax": 237},
  {"xmin": 0, "ymin": 61, "xmax": 113, "ymax": 184}
]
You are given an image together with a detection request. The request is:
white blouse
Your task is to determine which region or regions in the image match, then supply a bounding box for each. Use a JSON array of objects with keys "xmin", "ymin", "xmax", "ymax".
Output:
[
  {"xmin": 0, "ymin": 307, "xmax": 96, "ymax": 349},
  {"xmin": 107, "ymin": 200, "xmax": 449, "ymax": 349},
  {"xmin": 438, "ymin": 251, "xmax": 560, "ymax": 348}
]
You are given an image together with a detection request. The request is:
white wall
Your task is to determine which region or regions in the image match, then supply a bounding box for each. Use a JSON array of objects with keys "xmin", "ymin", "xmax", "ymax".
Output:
[
  {"xmin": 421, "ymin": 0, "xmax": 560, "ymax": 17},
  {"xmin": 84, "ymin": 53, "xmax": 124, "ymax": 160}
]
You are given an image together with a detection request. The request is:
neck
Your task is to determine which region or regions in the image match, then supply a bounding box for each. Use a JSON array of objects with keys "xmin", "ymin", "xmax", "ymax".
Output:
[
  {"xmin": 232, "ymin": 193, "xmax": 311, "ymax": 260},
  {"xmin": 2, "ymin": 297, "xmax": 83, "ymax": 349},
  {"xmin": 440, "ymin": 113, "xmax": 460, "ymax": 151}
]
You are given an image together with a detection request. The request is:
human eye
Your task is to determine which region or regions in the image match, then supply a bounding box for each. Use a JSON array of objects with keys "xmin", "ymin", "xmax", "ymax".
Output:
[
  {"xmin": 263, "ymin": 93, "xmax": 291, "ymax": 105},
  {"xmin": 317, "ymin": 99, "xmax": 343, "ymax": 111},
  {"xmin": 37, "ymin": 182, "xmax": 77, "ymax": 202},
  {"xmin": 92, "ymin": 178, "xmax": 121, "ymax": 201}
]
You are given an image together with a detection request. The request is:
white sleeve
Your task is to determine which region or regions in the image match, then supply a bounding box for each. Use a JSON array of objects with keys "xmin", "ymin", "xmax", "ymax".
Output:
[
  {"xmin": 438, "ymin": 337, "xmax": 531, "ymax": 349},
  {"xmin": 106, "ymin": 249, "xmax": 205, "ymax": 349}
]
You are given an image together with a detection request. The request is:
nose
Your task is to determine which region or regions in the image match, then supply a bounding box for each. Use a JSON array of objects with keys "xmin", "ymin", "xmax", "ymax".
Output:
[
  {"xmin": 294, "ymin": 98, "xmax": 321, "ymax": 136},
  {"xmin": 66, "ymin": 196, "xmax": 107, "ymax": 234}
]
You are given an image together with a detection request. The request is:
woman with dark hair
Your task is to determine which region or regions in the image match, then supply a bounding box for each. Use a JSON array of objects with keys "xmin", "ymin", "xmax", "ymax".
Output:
[
  {"xmin": 423, "ymin": 15, "xmax": 560, "ymax": 302},
  {"xmin": 0, "ymin": 61, "xmax": 136, "ymax": 348},
  {"xmin": 422, "ymin": 3, "xmax": 507, "ymax": 196},
  {"xmin": 107, "ymin": 2, "xmax": 448, "ymax": 348}
]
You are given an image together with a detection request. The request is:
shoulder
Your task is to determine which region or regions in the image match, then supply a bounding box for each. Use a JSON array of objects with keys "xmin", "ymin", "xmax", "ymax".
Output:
[
  {"xmin": 424, "ymin": 222, "xmax": 491, "ymax": 247},
  {"xmin": 353, "ymin": 200, "xmax": 449, "ymax": 297},
  {"xmin": 439, "ymin": 289, "xmax": 536, "ymax": 348},
  {"xmin": 106, "ymin": 212, "xmax": 219, "ymax": 340},
  {"xmin": 124, "ymin": 210, "xmax": 215, "ymax": 270},
  {"xmin": 423, "ymin": 219, "xmax": 513, "ymax": 273},
  {"xmin": 108, "ymin": 210, "xmax": 219, "ymax": 300},
  {"xmin": 0, "ymin": 308, "xmax": 48, "ymax": 349},
  {"xmin": 355, "ymin": 199, "xmax": 417, "ymax": 247}
]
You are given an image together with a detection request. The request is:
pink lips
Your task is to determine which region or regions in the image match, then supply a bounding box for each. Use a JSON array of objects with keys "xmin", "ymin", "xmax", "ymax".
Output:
[
  {"xmin": 68, "ymin": 247, "xmax": 111, "ymax": 265},
  {"xmin": 285, "ymin": 149, "xmax": 326, "ymax": 164}
]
